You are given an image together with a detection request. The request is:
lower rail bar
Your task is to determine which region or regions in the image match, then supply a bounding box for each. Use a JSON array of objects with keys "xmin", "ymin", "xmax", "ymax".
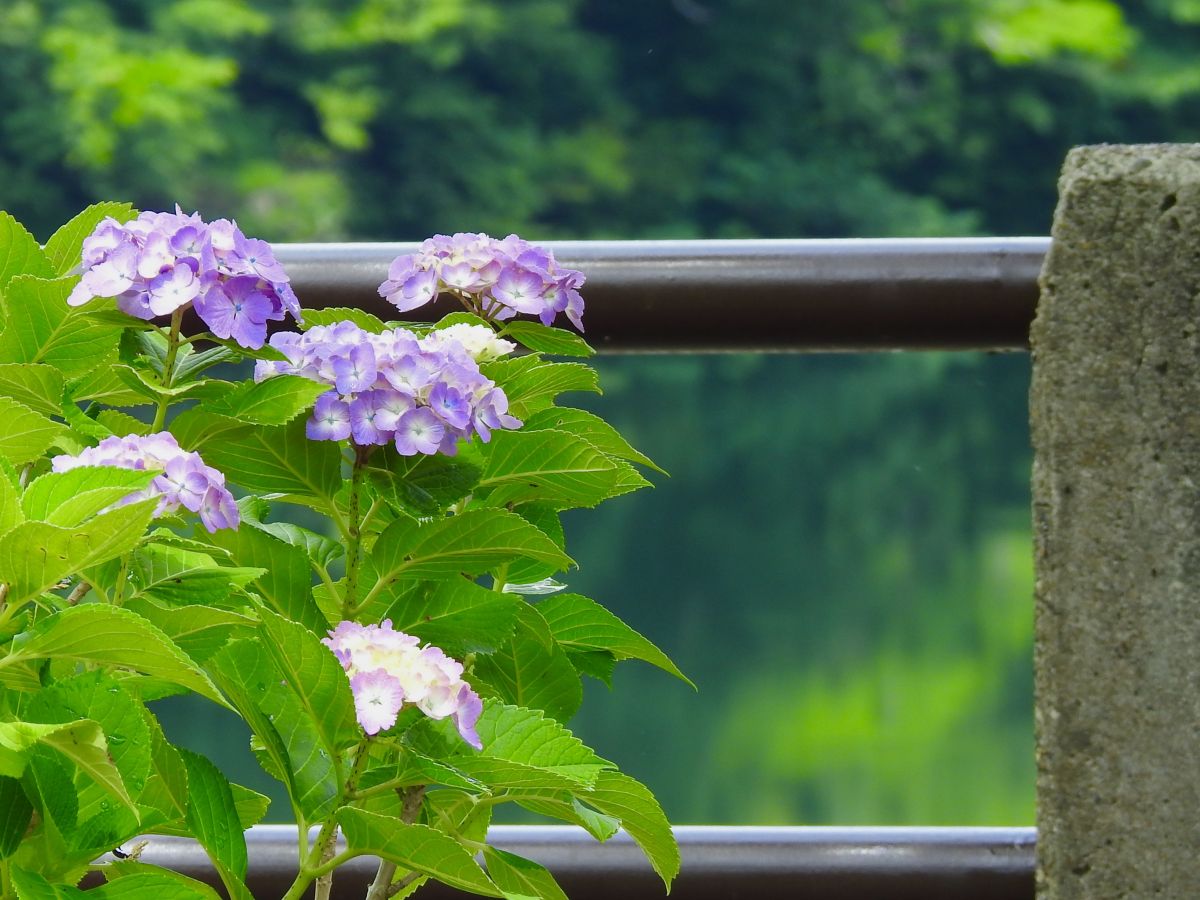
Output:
[{"xmin": 129, "ymin": 825, "xmax": 1036, "ymax": 899}]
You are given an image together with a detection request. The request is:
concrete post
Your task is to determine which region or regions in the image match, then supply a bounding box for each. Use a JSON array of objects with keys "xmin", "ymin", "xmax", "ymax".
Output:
[{"xmin": 1031, "ymin": 144, "xmax": 1200, "ymax": 898}]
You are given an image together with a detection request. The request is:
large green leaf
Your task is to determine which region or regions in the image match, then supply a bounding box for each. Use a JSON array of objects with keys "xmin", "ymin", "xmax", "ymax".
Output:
[
  {"xmin": 484, "ymin": 848, "xmax": 569, "ymax": 900},
  {"xmin": 126, "ymin": 543, "xmax": 265, "ymax": 608},
  {"xmin": 42, "ymin": 203, "xmax": 137, "ymax": 277},
  {"xmin": 180, "ymin": 748, "xmax": 250, "ymax": 894},
  {"xmin": 0, "ymin": 604, "xmax": 226, "ymax": 706},
  {"xmin": 0, "ymin": 720, "xmax": 135, "ymax": 815},
  {"xmin": 0, "ymin": 212, "xmax": 52, "ymax": 296},
  {"xmin": 0, "ymin": 397, "xmax": 63, "ymax": 466},
  {"xmin": 472, "ymin": 606, "xmax": 583, "ymax": 723},
  {"xmin": 0, "ymin": 276, "xmax": 122, "ymax": 377},
  {"xmin": 206, "ymin": 641, "xmax": 322, "ymax": 821},
  {"xmin": 504, "ymin": 503, "xmax": 565, "ymax": 586},
  {"xmin": 201, "ymin": 374, "xmax": 326, "ymax": 425},
  {"xmin": 0, "ymin": 363, "xmax": 65, "ymax": 417},
  {"xmin": 299, "ymin": 307, "xmax": 388, "ymax": 332},
  {"xmin": 67, "ymin": 366, "xmax": 152, "ymax": 407},
  {"xmin": 0, "ymin": 775, "xmax": 32, "ymax": 859},
  {"xmin": 379, "ymin": 578, "xmax": 520, "ymax": 655},
  {"xmin": 368, "ymin": 451, "xmax": 482, "ymax": 518},
  {"xmin": 0, "ymin": 461, "xmax": 22, "ymax": 535},
  {"xmin": 514, "ymin": 794, "xmax": 620, "ymax": 842},
  {"xmin": 21, "ymin": 467, "xmax": 156, "ymax": 527},
  {"xmin": 123, "ymin": 598, "xmax": 256, "ymax": 663},
  {"xmin": 192, "ymin": 417, "xmax": 342, "ymax": 508},
  {"xmin": 205, "ymin": 524, "xmax": 327, "ymax": 632},
  {"xmin": 535, "ymin": 594, "xmax": 693, "ymax": 687},
  {"xmin": 522, "ymin": 407, "xmax": 664, "ymax": 473},
  {"xmin": 367, "ymin": 509, "xmax": 572, "ymax": 599},
  {"xmin": 580, "ymin": 771, "xmax": 679, "ymax": 890},
  {"xmin": 0, "ymin": 499, "xmax": 156, "ymax": 604},
  {"xmin": 502, "ymin": 321, "xmax": 594, "ymax": 358},
  {"xmin": 252, "ymin": 520, "xmax": 343, "ymax": 571},
  {"xmin": 259, "ymin": 609, "xmax": 359, "ymax": 753},
  {"xmin": 477, "ymin": 429, "xmax": 648, "ymax": 510},
  {"xmin": 483, "ymin": 360, "xmax": 599, "ymax": 419},
  {"xmin": 338, "ymin": 808, "xmax": 504, "ymax": 897},
  {"xmin": 27, "ymin": 671, "xmax": 151, "ymax": 821},
  {"xmin": 97, "ymin": 864, "xmax": 222, "ymax": 900},
  {"xmin": 9, "ymin": 865, "xmax": 86, "ymax": 900}
]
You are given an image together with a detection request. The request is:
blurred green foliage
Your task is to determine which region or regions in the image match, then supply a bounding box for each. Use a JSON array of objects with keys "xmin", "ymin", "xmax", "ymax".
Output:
[{"xmin": 8, "ymin": 0, "xmax": 1197, "ymax": 823}]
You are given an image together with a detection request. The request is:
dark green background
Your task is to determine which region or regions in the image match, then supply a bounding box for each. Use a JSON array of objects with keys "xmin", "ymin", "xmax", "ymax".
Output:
[{"xmin": 7, "ymin": 0, "xmax": 1191, "ymax": 824}]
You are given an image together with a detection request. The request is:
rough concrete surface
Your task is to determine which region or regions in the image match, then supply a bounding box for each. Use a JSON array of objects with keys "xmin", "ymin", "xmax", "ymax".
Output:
[{"xmin": 1031, "ymin": 144, "xmax": 1200, "ymax": 898}]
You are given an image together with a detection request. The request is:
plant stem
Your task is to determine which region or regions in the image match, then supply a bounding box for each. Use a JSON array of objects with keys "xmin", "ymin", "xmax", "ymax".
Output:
[
  {"xmin": 366, "ymin": 786, "xmax": 425, "ymax": 900},
  {"xmin": 16, "ymin": 464, "xmax": 32, "ymax": 489},
  {"xmin": 65, "ymin": 580, "xmax": 90, "ymax": 605},
  {"xmin": 342, "ymin": 444, "xmax": 371, "ymax": 619},
  {"xmin": 150, "ymin": 309, "xmax": 184, "ymax": 432}
]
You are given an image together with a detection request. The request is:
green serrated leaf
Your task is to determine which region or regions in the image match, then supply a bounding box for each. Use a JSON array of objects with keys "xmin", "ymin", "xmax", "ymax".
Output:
[
  {"xmin": 488, "ymin": 361, "xmax": 599, "ymax": 419},
  {"xmin": 566, "ymin": 649, "xmax": 616, "ymax": 686},
  {"xmin": 258, "ymin": 609, "xmax": 359, "ymax": 753},
  {"xmin": 0, "ymin": 604, "xmax": 227, "ymax": 707},
  {"xmin": 299, "ymin": 307, "xmax": 389, "ymax": 332},
  {"xmin": 201, "ymin": 375, "xmax": 326, "ymax": 426},
  {"xmin": 0, "ymin": 397, "xmax": 63, "ymax": 466},
  {"xmin": 379, "ymin": 578, "xmax": 520, "ymax": 655},
  {"xmin": 0, "ymin": 212, "xmax": 53, "ymax": 295},
  {"xmin": 0, "ymin": 720, "xmax": 136, "ymax": 816},
  {"xmin": 27, "ymin": 671, "xmax": 152, "ymax": 824},
  {"xmin": 112, "ymin": 363, "xmax": 232, "ymax": 404},
  {"xmin": 194, "ymin": 417, "xmax": 342, "ymax": 508},
  {"xmin": 10, "ymin": 864, "xmax": 87, "ymax": 899},
  {"xmin": 0, "ymin": 364, "xmax": 65, "ymax": 417},
  {"xmin": 0, "ymin": 464, "xmax": 22, "ymax": 534},
  {"xmin": 461, "ymin": 702, "xmax": 610, "ymax": 789},
  {"xmin": 484, "ymin": 848, "xmax": 569, "ymax": 900},
  {"xmin": 368, "ymin": 451, "xmax": 482, "ymax": 518},
  {"xmin": 42, "ymin": 203, "xmax": 137, "ymax": 277},
  {"xmin": 22, "ymin": 466, "xmax": 156, "ymax": 526},
  {"xmin": 123, "ymin": 598, "xmax": 256, "ymax": 663},
  {"xmin": 126, "ymin": 542, "xmax": 264, "ymax": 607},
  {"xmin": 173, "ymin": 345, "xmax": 239, "ymax": 383},
  {"xmin": 180, "ymin": 748, "xmax": 250, "ymax": 894},
  {"xmin": 251, "ymin": 520, "xmax": 343, "ymax": 571},
  {"xmin": 581, "ymin": 771, "xmax": 679, "ymax": 890},
  {"xmin": 230, "ymin": 783, "xmax": 271, "ymax": 830},
  {"xmin": 0, "ymin": 276, "xmax": 121, "ymax": 377},
  {"xmin": 515, "ymin": 795, "xmax": 620, "ymax": 842},
  {"xmin": 505, "ymin": 503, "xmax": 565, "ymax": 586},
  {"xmin": 502, "ymin": 321, "xmax": 594, "ymax": 358},
  {"xmin": 472, "ymin": 606, "xmax": 583, "ymax": 723},
  {"xmin": 204, "ymin": 524, "xmax": 327, "ymax": 632},
  {"xmin": 0, "ymin": 775, "xmax": 32, "ymax": 859},
  {"xmin": 95, "ymin": 409, "xmax": 150, "ymax": 437},
  {"xmin": 477, "ymin": 429, "xmax": 649, "ymax": 510},
  {"xmin": 522, "ymin": 407, "xmax": 664, "ymax": 473},
  {"xmin": 338, "ymin": 808, "xmax": 504, "ymax": 897},
  {"xmin": 536, "ymin": 594, "xmax": 693, "ymax": 687},
  {"xmin": 0, "ymin": 499, "xmax": 156, "ymax": 604},
  {"xmin": 367, "ymin": 510, "xmax": 573, "ymax": 601},
  {"xmin": 97, "ymin": 864, "xmax": 222, "ymax": 900},
  {"xmin": 66, "ymin": 367, "xmax": 151, "ymax": 407}
]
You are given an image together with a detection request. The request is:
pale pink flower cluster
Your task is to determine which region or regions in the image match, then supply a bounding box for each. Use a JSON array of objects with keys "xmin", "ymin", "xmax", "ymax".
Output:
[{"xmin": 323, "ymin": 620, "xmax": 483, "ymax": 747}]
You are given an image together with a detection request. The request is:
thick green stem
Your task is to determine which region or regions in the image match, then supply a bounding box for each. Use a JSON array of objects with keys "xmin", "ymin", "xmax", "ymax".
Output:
[
  {"xmin": 342, "ymin": 444, "xmax": 371, "ymax": 619},
  {"xmin": 150, "ymin": 309, "xmax": 184, "ymax": 432}
]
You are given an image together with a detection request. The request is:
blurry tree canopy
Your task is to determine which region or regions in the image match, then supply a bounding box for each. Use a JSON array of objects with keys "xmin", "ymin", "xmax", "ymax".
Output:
[{"xmin": 2, "ymin": 0, "xmax": 1196, "ymax": 241}]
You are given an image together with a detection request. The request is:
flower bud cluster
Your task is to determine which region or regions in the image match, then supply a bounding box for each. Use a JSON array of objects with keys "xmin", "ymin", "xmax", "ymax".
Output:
[
  {"xmin": 379, "ymin": 232, "xmax": 585, "ymax": 331},
  {"xmin": 50, "ymin": 433, "xmax": 239, "ymax": 533},
  {"xmin": 68, "ymin": 208, "xmax": 301, "ymax": 349},
  {"xmin": 323, "ymin": 620, "xmax": 483, "ymax": 747},
  {"xmin": 255, "ymin": 321, "xmax": 522, "ymax": 455}
]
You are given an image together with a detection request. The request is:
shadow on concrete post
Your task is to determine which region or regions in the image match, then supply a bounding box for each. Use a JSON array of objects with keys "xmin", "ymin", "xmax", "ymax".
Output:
[{"xmin": 1031, "ymin": 144, "xmax": 1200, "ymax": 898}]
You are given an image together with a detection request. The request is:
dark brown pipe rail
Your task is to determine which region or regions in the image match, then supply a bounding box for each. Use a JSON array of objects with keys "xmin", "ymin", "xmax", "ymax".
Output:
[
  {"xmin": 129, "ymin": 825, "xmax": 1035, "ymax": 899},
  {"xmin": 274, "ymin": 238, "xmax": 1048, "ymax": 353}
]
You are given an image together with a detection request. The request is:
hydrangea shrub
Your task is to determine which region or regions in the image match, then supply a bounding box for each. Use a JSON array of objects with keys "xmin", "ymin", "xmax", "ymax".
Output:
[{"xmin": 0, "ymin": 205, "xmax": 687, "ymax": 900}]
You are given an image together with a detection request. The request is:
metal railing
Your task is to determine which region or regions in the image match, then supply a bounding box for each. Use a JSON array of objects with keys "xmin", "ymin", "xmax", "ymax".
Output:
[
  {"xmin": 134, "ymin": 825, "xmax": 1036, "ymax": 899},
  {"xmin": 275, "ymin": 238, "xmax": 1048, "ymax": 352},
  {"xmin": 204, "ymin": 239, "xmax": 1047, "ymax": 896}
]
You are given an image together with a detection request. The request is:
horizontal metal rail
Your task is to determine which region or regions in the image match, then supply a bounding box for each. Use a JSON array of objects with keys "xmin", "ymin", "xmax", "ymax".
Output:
[
  {"xmin": 274, "ymin": 238, "xmax": 1049, "ymax": 353},
  {"xmin": 127, "ymin": 825, "xmax": 1035, "ymax": 899}
]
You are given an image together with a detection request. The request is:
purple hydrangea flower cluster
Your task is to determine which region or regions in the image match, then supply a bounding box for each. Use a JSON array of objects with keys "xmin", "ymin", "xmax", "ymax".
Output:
[
  {"xmin": 254, "ymin": 321, "xmax": 522, "ymax": 455},
  {"xmin": 379, "ymin": 232, "xmax": 585, "ymax": 331},
  {"xmin": 323, "ymin": 620, "xmax": 483, "ymax": 746},
  {"xmin": 50, "ymin": 432, "xmax": 239, "ymax": 533},
  {"xmin": 67, "ymin": 208, "xmax": 301, "ymax": 349}
]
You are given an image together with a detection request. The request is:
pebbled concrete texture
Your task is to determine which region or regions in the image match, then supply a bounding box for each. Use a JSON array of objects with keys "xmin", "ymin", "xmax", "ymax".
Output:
[{"xmin": 1031, "ymin": 144, "xmax": 1200, "ymax": 899}]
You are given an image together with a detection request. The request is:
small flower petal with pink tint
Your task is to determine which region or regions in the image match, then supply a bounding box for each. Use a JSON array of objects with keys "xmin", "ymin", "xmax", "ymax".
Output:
[{"xmin": 350, "ymin": 670, "xmax": 406, "ymax": 735}]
